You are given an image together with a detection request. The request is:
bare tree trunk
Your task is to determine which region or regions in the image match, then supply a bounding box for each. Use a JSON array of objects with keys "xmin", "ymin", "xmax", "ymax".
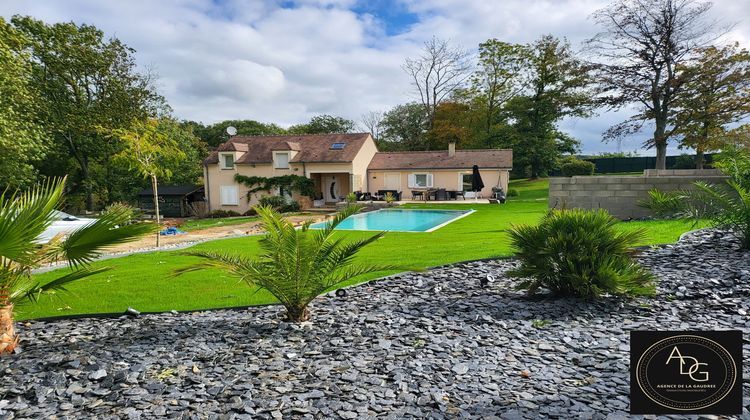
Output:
[
  {"xmin": 285, "ymin": 306, "xmax": 310, "ymax": 322},
  {"xmin": 653, "ymin": 122, "xmax": 668, "ymax": 170},
  {"xmin": 0, "ymin": 304, "xmax": 18, "ymax": 355},
  {"xmin": 696, "ymin": 149, "xmax": 705, "ymax": 170},
  {"xmin": 151, "ymin": 174, "xmax": 161, "ymax": 247}
]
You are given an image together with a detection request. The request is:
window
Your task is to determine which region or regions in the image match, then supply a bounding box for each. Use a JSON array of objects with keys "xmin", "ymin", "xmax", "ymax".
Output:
[
  {"xmin": 274, "ymin": 152, "xmax": 290, "ymax": 169},
  {"xmin": 220, "ymin": 185, "xmax": 239, "ymax": 205},
  {"xmin": 461, "ymin": 173, "xmax": 473, "ymax": 191},
  {"xmin": 408, "ymin": 173, "xmax": 433, "ymax": 188},
  {"xmin": 330, "ymin": 142, "xmax": 345, "ymax": 150},
  {"xmin": 220, "ymin": 153, "xmax": 235, "ymax": 169}
]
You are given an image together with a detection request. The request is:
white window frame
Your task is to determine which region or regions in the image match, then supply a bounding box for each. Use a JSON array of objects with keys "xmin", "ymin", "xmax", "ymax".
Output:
[
  {"xmin": 408, "ymin": 173, "xmax": 433, "ymax": 188},
  {"xmin": 274, "ymin": 152, "xmax": 290, "ymax": 169},
  {"xmin": 220, "ymin": 185, "xmax": 239, "ymax": 206},
  {"xmin": 219, "ymin": 153, "xmax": 235, "ymax": 170}
]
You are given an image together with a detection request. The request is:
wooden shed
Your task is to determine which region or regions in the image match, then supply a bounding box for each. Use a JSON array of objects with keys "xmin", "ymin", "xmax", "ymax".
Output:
[{"xmin": 137, "ymin": 185, "xmax": 205, "ymax": 218}]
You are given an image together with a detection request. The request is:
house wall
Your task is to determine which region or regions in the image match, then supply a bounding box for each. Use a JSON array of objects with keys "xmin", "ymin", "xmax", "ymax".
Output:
[
  {"xmin": 206, "ymin": 159, "xmax": 360, "ymax": 212},
  {"xmin": 367, "ymin": 169, "xmax": 509, "ymax": 198},
  {"xmin": 548, "ymin": 171, "xmax": 729, "ymax": 219},
  {"xmin": 351, "ymin": 137, "xmax": 379, "ymax": 192},
  {"xmin": 205, "ymin": 162, "xmax": 302, "ymax": 213}
]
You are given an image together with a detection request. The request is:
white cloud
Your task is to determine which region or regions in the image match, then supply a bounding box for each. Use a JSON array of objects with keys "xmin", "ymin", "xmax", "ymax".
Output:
[{"xmin": 1, "ymin": 0, "xmax": 748, "ymax": 154}]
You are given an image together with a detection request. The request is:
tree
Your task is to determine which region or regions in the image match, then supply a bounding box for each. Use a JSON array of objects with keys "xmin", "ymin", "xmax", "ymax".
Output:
[
  {"xmin": 188, "ymin": 119, "xmax": 285, "ymax": 147},
  {"xmin": 403, "ymin": 36, "xmax": 472, "ymax": 130},
  {"xmin": 379, "ymin": 103, "xmax": 429, "ymax": 151},
  {"xmin": 587, "ymin": 0, "xmax": 723, "ymax": 169},
  {"xmin": 426, "ymin": 102, "xmax": 475, "ymax": 150},
  {"xmin": 177, "ymin": 205, "xmax": 397, "ymax": 322},
  {"xmin": 0, "ymin": 178, "xmax": 152, "ymax": 354},
  {"xmin": 0, "ymin": 18, "xmax": 47, "ymax": 189},
  {"xmin": 506, "ymin": 35, "xmax": 591, "ymax": 177},
  {"xmin": 359, "ymin": 111, "xmax": 384, "ymax": 140},
  {"xmin": 11, "ymin": 16, "xmax": 168, "ymax": 210},
  {"xmin": 105, "ymin": 119, "xmax": 186, "ymax": 247},
  {"xmin": 673, "ymin": 44, "xmax": 750, "ymax": 168},
  {"xmin": 471, "ymin": 39, "xmax": 529, "ymax": 139},
  {"xmin": 288, "ymin": 114, "xmax": 355, "ymax": 134}
]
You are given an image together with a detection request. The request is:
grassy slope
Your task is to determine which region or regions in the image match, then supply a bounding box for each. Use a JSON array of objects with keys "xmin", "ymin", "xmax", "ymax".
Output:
[{"xmin": 20, "ymin": 179, "xmax": 704, "ymax": 320}]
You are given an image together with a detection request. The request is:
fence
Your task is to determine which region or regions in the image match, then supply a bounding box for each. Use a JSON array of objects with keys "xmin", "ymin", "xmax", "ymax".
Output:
[{"xmin": 581, "ymin": 154, "xmax": 715, "ymax": 174}]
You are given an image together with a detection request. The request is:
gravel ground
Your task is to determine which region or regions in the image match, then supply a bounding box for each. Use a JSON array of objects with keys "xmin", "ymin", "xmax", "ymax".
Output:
[{"xmin": 1, "ymin": 229, "xmax": 749, "ymax": 419}]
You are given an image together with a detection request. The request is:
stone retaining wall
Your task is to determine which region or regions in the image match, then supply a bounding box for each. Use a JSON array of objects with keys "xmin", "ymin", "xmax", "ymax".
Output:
[{"xmin": 548, "ymin": 170, "xmax": 728, "ymax": 219}]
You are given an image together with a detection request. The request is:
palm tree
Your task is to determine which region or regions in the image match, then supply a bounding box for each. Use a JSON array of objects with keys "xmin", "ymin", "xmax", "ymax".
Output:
[
  {"xmin": 644, "ymin": 180, "xmax": 750, "ymax": 249},
  {"xmin": 177, "ymin": 204, "xmax": 398, "ymax": 322},
  {"xmin": 0, "ymin": 177, "xmax": 153, "ymax": 354}
]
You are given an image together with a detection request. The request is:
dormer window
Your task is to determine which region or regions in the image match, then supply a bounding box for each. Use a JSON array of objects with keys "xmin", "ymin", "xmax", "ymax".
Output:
[
  {"xmin": 220, "ymin": 153, "xmax": 235, "ymax": 169},
  {"xmin": 274, "ymin": 152, "xmax": 290, "ymax": 169}
]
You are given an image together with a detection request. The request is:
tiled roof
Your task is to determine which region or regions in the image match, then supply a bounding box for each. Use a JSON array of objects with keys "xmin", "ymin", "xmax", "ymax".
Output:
[
  {"xmin": 368, "ymin": 149, "xmax": 513, "ymax": 170},
  {"xmin": 205, "ymin": 133, "xmax": 371, "ymax": 165}
]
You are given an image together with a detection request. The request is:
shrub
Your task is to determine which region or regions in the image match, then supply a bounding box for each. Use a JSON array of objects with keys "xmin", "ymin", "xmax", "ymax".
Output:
[
  {"xmin": 208, "ymin": 209, "xmax": 241, "ymax": 218},
  {"xmin": 258, "ymin": 195, "xmax": 286, "ymax": 209},
  {"xmin": 258, "ymin": 195, "xmax": 300, "ymax": 213},
  {"xmin": 104, "ymin": 202, "xmax": 141, "ymax": 221},
  {"xmin": 671, "ymin": 154, "xmax": 696, "ymax": 169},
  {"xmin": 242, "ymin": 208, "xmax": 257, "ymax": 217},
  {"xmin": 177, "ymin": 205, "xmax": 400, "ymax": 321},
  {"xmin": 506, "ymin": 188, "xmax": 519, "ymax": 197},
  {"xmin": 560, "ymin": 159, "xmax": 595, "ymax": 177},
  {"xmin": 346, "ymin": 192, "xmax": 357, "ymax": 204},
  {"xmin": 384, "ymin": 191, "xmax": 396, "ymax": 206},
  {"xmin": 508, "ymin": 209, "xmax": 655, "ymax": 298}
]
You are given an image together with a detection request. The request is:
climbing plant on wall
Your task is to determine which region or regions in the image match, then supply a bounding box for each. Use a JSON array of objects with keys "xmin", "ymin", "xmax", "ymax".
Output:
[{"xmin": 234, "ymin": 174, "xmax": 316, "ymax": 200}]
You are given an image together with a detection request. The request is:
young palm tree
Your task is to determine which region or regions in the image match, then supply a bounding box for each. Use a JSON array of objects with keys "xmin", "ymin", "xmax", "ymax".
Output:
[
  {"xmin": 644, "ymin": 180, "xmax": 750, "ymax": 249},
  {"xmin": 0, "ymin": 177, "xmax": 153, "ymax": 354},
  {"xmin": 177, "ymin": 205, "xmax": 398, "ymax": 322}
]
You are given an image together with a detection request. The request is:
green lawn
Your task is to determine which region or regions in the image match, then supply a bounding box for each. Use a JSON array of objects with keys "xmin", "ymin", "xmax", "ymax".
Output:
[
  {"xmin": 22, "ymin": 193, "xmax": 705, "ymax": 320},
  {"xmin": 179, "ymin": 216, "xmax": 259, "ymax": 231},
  {"xmin": 508, "ymin": 178, "xmax": 549, "ymax": 201}
]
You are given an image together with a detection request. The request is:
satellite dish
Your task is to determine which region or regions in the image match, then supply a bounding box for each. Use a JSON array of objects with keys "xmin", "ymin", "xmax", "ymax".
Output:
[{"xmin": 226, "ymin": 126, "xmax": 237, "ymax": 136}]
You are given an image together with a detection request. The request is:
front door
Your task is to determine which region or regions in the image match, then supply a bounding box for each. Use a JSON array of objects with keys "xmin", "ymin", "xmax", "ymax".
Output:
[
  {"xmin": 324, "ymin": 175, "xmax": 339, "ymax": 202},
  {"xmin": 384, "ymin": 173, "xmax": 401, "ymax": 190}
]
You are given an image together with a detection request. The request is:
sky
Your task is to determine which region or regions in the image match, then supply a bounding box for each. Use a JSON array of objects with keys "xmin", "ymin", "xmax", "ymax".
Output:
[{"xmin": 2, "ymin": 0, "xmax": 749, "ymax": 155}]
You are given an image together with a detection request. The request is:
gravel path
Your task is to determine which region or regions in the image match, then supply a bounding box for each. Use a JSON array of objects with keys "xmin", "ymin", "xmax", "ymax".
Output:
[{"xmin": 1, "ymin": 229, "xmax": 749, "ymax": 419}]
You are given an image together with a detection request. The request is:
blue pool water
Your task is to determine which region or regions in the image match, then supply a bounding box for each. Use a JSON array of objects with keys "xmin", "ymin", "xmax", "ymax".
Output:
[{"xmin": 310, "ymin": 209, "xmax": 474, "ymax": 232}]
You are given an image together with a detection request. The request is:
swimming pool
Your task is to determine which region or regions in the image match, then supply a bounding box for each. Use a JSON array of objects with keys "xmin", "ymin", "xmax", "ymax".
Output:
[{"xmin": 310, "ymin": 208, "xmax": 475, "ymax": 232}]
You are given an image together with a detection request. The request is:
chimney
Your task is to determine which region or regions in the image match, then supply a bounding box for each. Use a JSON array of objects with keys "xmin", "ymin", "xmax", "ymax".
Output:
[{"xmin": 448, "ymin": 141, "xmax": 456, "ymax": 157}]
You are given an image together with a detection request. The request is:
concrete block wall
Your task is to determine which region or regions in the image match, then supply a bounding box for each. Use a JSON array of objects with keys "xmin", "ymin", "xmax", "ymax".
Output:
[{"xmin": 548, "ymin": 171, "xmax": 728, "ymax": 219}]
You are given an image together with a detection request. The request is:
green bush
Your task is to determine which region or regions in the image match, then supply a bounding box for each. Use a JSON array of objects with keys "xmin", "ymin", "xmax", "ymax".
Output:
[
  {"xmin": 259, "ymin": 195, "xmax": 300, "ymax": 213},
  {"xmin": 208, "ymin": 209, "xmax": 241, "ymax": 218},
  {"xmin": 560, "ymin": 159, "xmax": 595, "ymax": 176},
  {"xmin": 671, "ymin": 154, "xmax": 696, "ymax": 169},
  {"xmin": 506, "ymin": 188, "xmax": 519, "ymax": 197},
  {"xmin": 508, "ymin": 209, "xmax": 655, "ymax": 298}
]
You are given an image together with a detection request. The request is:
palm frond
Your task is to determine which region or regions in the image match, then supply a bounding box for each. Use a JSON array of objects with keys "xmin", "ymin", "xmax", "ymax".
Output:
[
  {"xmin": 0, "ymin": 177, "xmax": 65, "ymax": 265},
  {"xmin": 59, "ymin": 206, "xmax": 154, "ymax": 268}
]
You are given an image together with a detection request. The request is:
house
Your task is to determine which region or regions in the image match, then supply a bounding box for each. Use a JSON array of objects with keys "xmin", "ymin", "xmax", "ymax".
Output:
[
  {"xmin": 203, "ymin": 133, "xmax": 512, "ymax": 213},
  {"xmin": 137, "ymin": 185, "xmax": 205, "ymax": 217}
]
